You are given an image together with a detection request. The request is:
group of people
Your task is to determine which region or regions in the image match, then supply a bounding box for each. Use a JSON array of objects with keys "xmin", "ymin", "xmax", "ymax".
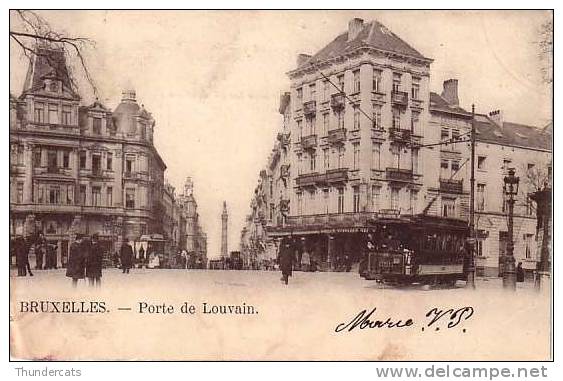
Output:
[
  {"xmin": 65, "ymin": 233, "xmax": 104, "ymax": 287},
  {"xmin": 12, "ymin": 233, "xmax": 59, "ymax": 277}
]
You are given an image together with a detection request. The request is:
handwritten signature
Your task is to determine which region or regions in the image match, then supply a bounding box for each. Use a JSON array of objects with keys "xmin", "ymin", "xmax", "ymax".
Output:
[{"xmin": 335, "ymin": 306, "xmax": 474, "ymax": 333}]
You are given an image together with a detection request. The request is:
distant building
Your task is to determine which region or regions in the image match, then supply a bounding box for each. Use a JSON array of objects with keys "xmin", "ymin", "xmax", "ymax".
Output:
[
  {"xmin": 178, "ymin": 177, "xmax": 207, "ymax": 268},
  {"xmin": 221, "ymin": 201, "xmax": 229, "ymax": 259},
  {"xmin": 244, "ymin": 18, "xmax": 552, "ymax": 275}
]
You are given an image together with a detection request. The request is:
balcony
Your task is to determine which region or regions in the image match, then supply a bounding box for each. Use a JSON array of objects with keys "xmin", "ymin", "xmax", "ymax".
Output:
[
  {"xmin": 391, "ymin": 91, "xmax": 408, "ymax": 107},
  {"xmin": 330, "ymin": 92, "xmax": 346, "ymax": 110},
  {"xmin": 389, "ymin": 128, "xmax": 412, "ymax": 143},
  {"xmin": 46, "ymin": 166, "xmax": 60, "ymax": 174},
  {"xmin": 439, "ymin": 178, "xmax": 464, "ymax": 194},
  {"xmin": 295, "ymin": 172, "xmax": 324, "ymax": 187},
  {"xmin": 325, "ymin": 168, "xmax": 348, "ymax": 183},
  {"xmin": 327, "ymin": 128, "xmax": 346, "ymax": 145},
  {"xmin": 286, "ymin": 212, "xmax": 379, "ymax": 228},
  {"xmin": 303, "ymin": 100, "xmax": 317, "ymax": 116},
  {"xmin": 300, "ymin": 134, "xmax": 317, "ymax": 150},
  {"xmin": 91, "ymin": 168, "xmax": 104, "ymax": 178},
  {"xmin": 386, "ymin": 167, "xmax": 414, "ymax": 182},
  {"xmin": 10, "ymin": 165, "xmax": 25, "ymax": 175},
  {"xmin": 280, "ymin": 164, "xmax": 290, "ymax": 179}
]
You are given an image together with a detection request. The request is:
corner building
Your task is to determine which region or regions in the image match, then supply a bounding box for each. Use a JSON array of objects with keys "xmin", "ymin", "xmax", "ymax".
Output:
[{"xmin": 9, "ymin": 46, "xmax": 171, "ymax": 267}]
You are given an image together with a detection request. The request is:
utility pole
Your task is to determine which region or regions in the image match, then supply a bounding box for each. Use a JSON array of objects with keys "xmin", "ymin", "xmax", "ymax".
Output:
[{"xmin": 466, "ymin": 104, "xmax": 476, "ymax": 289}]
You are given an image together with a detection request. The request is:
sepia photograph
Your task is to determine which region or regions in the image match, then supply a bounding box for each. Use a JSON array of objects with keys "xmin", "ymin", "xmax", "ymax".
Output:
[{"xmin": 8, "ymin": 9, "xmax": 553, "ymax": 362}]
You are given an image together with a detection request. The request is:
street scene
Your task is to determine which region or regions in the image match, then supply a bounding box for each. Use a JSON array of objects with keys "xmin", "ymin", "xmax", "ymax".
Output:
[{"xmin": 9, "ymin": 10, "xmax": 552, "ymax": 361}]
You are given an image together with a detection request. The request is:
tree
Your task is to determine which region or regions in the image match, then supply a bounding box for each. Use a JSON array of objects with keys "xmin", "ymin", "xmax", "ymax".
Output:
[
  {"xmin": 537, "ymin": 19, "xmax": 553, "ymax": 85},
  {"xmin": 10, "ymin": 10, "xmax": 98, "ymax": 97}
]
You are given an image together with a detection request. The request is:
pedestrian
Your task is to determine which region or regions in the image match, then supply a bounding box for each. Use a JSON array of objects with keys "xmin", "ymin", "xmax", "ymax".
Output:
[
  {"xmin": 49, "ymin": 243, "xmax": 58, "ymax": 269},
  {"xmin": 87, "ymin": 233, "xmax": 103, "ymax": 287},
  {"xmin": 278, "ymin": 238, "xmax": 294, "ymax": 285},
  {"xmin": 301, "ymin": 249, "xmax": 311, "ymax": 272},
  {"xmin": 120, "ymin": 242, "xmax": 133, "ymax": 274},
  {"xmin": 516, "ymin": 262, "xmax": 525, "ymax": 282},
  {"xmin": 35, "ymin": 233, "xmax": 45, "ymax": 270},
  {"xmin": 138, "ymin": 246, "xmax": 145, "ymax": 269},
  {"xmin": 24, "ymin": 238, "xmax": 34, "ymax": 277},
  {"xmin": 66, "ymin": 234, "xmax": 85, "ymax": 288},
  {"xmin": 15, "ymin": 237, "xmax": 31, "ymax": 276}
]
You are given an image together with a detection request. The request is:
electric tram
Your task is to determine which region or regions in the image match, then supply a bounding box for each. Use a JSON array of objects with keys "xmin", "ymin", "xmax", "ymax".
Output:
[{"xmin": 360, "ymin": 214, "xmax": 470, "ymax": 285}]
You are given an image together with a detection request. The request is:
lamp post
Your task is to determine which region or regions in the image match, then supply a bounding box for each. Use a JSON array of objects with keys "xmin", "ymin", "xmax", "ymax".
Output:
[
  {"xmin": 503, "ymin": 168, "xmax": 520, "ymax": 290},
  {"xmin": 466, "ymin": 104, "xmax": 476, "ymax": 289}
]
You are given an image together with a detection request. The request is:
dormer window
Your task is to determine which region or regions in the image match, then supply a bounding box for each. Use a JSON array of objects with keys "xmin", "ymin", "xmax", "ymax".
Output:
[
  {"xmin": 92, "ymin": 117, "xmax": 102, "ymax": 135},
  {"xmin": 48, "ymin": 81, "xmax": 60, "ymax": 93}
]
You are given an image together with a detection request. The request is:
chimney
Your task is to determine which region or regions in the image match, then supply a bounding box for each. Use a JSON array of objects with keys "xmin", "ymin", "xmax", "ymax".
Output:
[
  {"xmin": 296, "ymin": 53, "xmax": 312, "ymax": 67},
  {"xmin": 348, "ymin": 18, "xmax": 364, "ymax": 41},
  {"xmin": 441, "ymin": 79, "xmax": 459, "ymax": 107},
  {"xmin": 489, "ymin": 110, "xmax": 504, "ymax": 127},
  {"xmin": 121, "ymin": 89, "xmax": 136, "ymax": 103}
]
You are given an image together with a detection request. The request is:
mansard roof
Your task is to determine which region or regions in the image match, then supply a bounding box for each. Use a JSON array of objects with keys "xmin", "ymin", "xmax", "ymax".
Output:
[{"xmin": 475, "ymin": 115, "xmax": 552, "ymax": 151}]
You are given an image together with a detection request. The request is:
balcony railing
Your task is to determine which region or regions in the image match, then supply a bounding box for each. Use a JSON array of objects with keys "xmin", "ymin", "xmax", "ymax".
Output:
[
  {"xmin": 391, "ymin": 91, "xmax": 408, "ymax": 106},
  {"xmin": 286, "ymin": 212, "xmax": 379, "ymax": 228},
  {"xmin": 386, "ymin": 167, "xmax": 414, "ymax": 181},
  {"xmin": 300, "ymin": 134, "xmax": 317, "ymax": 150},
  {"xmin": 327, "ymin": 128, "xmax": 347, "ymax": 145},
  {"xmin": 389, "ymin": 128, "xmax": 412, "ymax": 142},
  {"xmin": 295, "ymin": 168, "xmax": 348, "ymax": 187},
  {"xmin": 303, "ymin": 100, "xmax": 317, "ymax": 116},
  {"xmin": 325, "ymin": 168, "xmax": 348, "ymax": 183},
  {"xmin": 295, "ymin": 172, "xmax": 324, "ymax": 187},
  {"xmin": 439, "ymin": 178, "xmax": 463, "ymax": 193},
  {"xmin": 330, "ymin": 92, "xmax": 346, "ymax": 110},
  {"xmin": 46, "ymin": 166, "xmax": 60, "ymax": 174}
]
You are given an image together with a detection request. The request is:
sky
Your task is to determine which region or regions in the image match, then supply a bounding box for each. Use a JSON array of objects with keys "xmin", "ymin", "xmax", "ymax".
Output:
[{"xmin": 9, "ymin": 10, "xmax": 552, "ymax": 259}]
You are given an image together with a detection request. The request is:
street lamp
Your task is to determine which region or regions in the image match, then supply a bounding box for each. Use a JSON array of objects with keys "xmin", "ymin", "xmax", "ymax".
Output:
[{"xmin": 502, "ymin": 168, "xmax": 520, "ymax": 290}]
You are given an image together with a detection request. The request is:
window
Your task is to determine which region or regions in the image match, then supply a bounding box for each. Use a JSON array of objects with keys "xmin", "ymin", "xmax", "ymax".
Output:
[
  {"xmin": 34, "ymin": 102, "xmax": 45, "ymax": 123},
  {"xmin": 79, "ymin": 151, "xmax": 87, "ymax": 169},
  {"xmin": 390, "ymin": 188, "xmax": 399, "ymax": 210},
  {"xmin": 372, "ymin": 186, "xmax": 381, "ymax": 211},
  {"xmin": 477, "ymin": 184, "xmax": 485, "ymax": 211},
  {"xmin": 451, "ymin": 161, "xmax": 460, "ymax": 173},
  {"xmin": 62, "ymin": 105, "xmax": 72, "ymax": 125},
  {"xmin": 66, "ymin": 185, "xmax": 74, "ymax": 205},
  {"xmin": 107, "ymin": 153, "xmax": 113, "ymax": 171},
  {"xmin": 297, "ymin": 153, "xmax": 303, "ymax": 175},
  {"xmin": 372, "ymin": 143, "xmax": 381, "ymax": 170},
  {"xmin": 373, "ymin": 105, "xmax": 382, "ymax": 129},
  {"xmin": 353, "ymin": 70, "xmax": 360, "ymax": 93},
  {"xmin": 442, "ymin": 197, "xmax": 456, "ymax": 217},
  {"xmin": 411, "ymin": 112, "xmax": 419, "ymax": 134},
  {"xmin": 16, "ymin": 182, "xmax": 23, "ymax": 203},
  {"xmin": 411, "ymin": 80, "xmax": 420, "ymax": 100},
  {"xmin": 309, "ymin": 190, "xmax": 316, "ymax": 214},
  {"xmin": 310, "ymin": 152, "xmax": 316, "ymax": 172},
  {"xmin": 353, "ymin": 142, "xmax": 360, "ymax": 170},
  {"xmin": 47, "ymin": 150, "xmax": 57, "ymax": 172},
  {"xmin": 476, "ymin": 240, "xmax": 484, "ymax": 257},
  {"xmin": 337, "ymin": 110, "xmax": 345, "ymax": 129},
  {"xmin": 477, "ymin": 156, "xmax": 486, "ymax": 170},
  {"xmin": 125, "ymin": 157, "xmax": 133, "ymax": 175},
  {"xmin": 323, "ymin": 189, "xmax": 329, "ymax": 214},
  {"xmin": 33, "ymin": 149, "xmax": 42, "ymax": 167},
  {"xmin": 48, "ymin": 186, "xmax": 61, "ymax": 204},
  {"xmin": 323, "ymin": 113, "xmax": 329, "ymax": 135},
  {"xmin": 309, "ymin": 83, "xmax": 316, "ymax": 101},
  {"xmin": 526, "ymin": 195, "xmax": 534, "ymax": 216},
  {"xmin": 296, "ymin": 87, "xmax": 303, "ymax": 105},
  {"xmin": 412, "ymin": 149, "xmax": 419, "ymax": 173},
  {"xmin": 79, "ymin": 185, "xmax": 86, "ymax": 205},
  {"xmin": 297, "ymin": 192, "xmax": 303, "ymax": 214},
  {"xmin": 353, "ymin": 107, "xmax": 361, "ymax": 130},
  {"xmin": 309, "ymin": 116, "xmax": 316, "ymax": 135},
  {"xmin": 62, "ymin": 151, "xmax": 70, "ymax": 168},
  {"xmin": 373, "ymin": 69, "xmax": 382, "ymax": 93},
  {"xmin": 441, "ymin": 160, "xmax": 449, "ymax": 178},
  {"xmin": 353, "ymin": 186, "xmax": 360, "ymax": 212},
  {"xmin": 269, "ymin": 203, "xmax": 274, "ymax": 221},
  {"xmin": 392, "ymin": 109, "xmax": 400, "ymax": 129},
  {"xmin": 323, "ymin": 80, "xmax": 329, "ymax": 102},
  {"xmin": 337, "ymin": 147, "xmax": 345, "ymax": 169},
  {"xmin": 524, "ymin": 233, "xmax": 534, "ymax": 259},
  {"xmin": 337, "ymin": 188, "xmax": 345, "ymax": 213},
  {"xmin": 441, "ymin": 128, "xmax": 450, "ymax": 140},
  {"xmin": 527, "ymin": 163, "xmax": 535, "ymax": 171},
  {"xmin": 92, "ymin": 117, "xmax": 102, "ymax": 135},
  {"xmin": 337, "ymin": 74, "xmax": 345, "ymax": 92},
  {"xmin": 92, "ymin": 154, "xmax": 101, "ymax": 175},
  {"xmin": 126, "ymin": 188, "xmax": 136, "ymax": 209},
  {"xmin": 323, "ymin": 148, "xmax": 330, "ymax": 170},
  {"xmin": 48, "ymin": 104, "xmax": 59, "ymax": 124},
  {"xmin": 92, "ymin": 186, "xmax": 101, "ymax": 206},
  {"xmin": 502, "ymin": 159, "xmax": 512, "ymax": 172},
  {"xmin": 392, "ymin": 73, "xmax": 401, "ymax": 92},
  {"xmin": 410, "ymin": 189, "xmax": 419, "ymax": 214},
  {"xmin": 297, "ymin": 120, "xmax": 303, "ymax": 140},
  {"xmin": 139, "ymin": 122, "xmax": 147, "ymax": 139}
]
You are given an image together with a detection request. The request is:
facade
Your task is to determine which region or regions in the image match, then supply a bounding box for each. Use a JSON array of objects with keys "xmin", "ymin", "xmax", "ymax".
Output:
[
  {"xmin": 9, "ymin": 46, "xmax": 189, "ymax": 267},
  {"xmin": 247, "ymin": 18, "xmax": 552, "ymax": 275},
  {"xmin": 177, "ymin": 177, "xmax": 207, "ymax": 268},
  {"xmin": 162, "ymin": 181, "xmax": 187, "ymax": 265}
]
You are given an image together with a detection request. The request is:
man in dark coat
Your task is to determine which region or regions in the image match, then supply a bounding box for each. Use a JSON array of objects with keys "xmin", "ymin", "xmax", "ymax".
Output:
[
  {"xmin": 15, "ymin": 237, "xmax": 30, "ymax": 276},
  {"xmin": 120, "ymin": 242, "xmax": 133, "ymax": 274},
  {"xmin": 87, "ymin": 233, "xmax": 103, "ymax": 287},
  {"xmin": 516, "ymin": 262, "xmax": 525, "ymax": 282},
  {"xmin": 138, "ymin": 246, "xmax": 145, "ymax": 269},
  {"xmin": 278, "ymin": 238, "xmax": 294, "ymax": 285},
  {"xmin": 66, "ymin": 234, "xmax": 85, "ymax": 288},
  {"xmin": 35, "ymin": 233, "xmax": 45, "ymax": 270}
]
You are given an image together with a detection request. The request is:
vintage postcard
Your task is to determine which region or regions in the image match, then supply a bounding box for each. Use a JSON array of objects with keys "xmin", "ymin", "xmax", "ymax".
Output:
[{"xmin": 9, "ymin": 10, "xmax": 552, "ymax": 361}]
